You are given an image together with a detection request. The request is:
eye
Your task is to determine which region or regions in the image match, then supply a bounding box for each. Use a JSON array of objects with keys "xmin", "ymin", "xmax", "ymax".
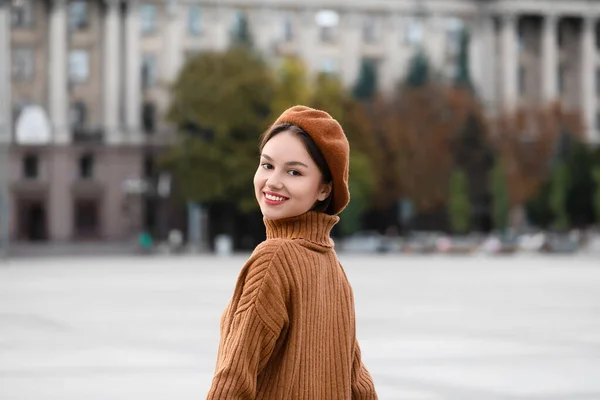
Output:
[
  {"xmin": 261, "ymin": 163, "xmax": 273, "ymax": 170},
  {"xmin": 288, "ymin": 170, "xmax": 301, "ymax": 176}
]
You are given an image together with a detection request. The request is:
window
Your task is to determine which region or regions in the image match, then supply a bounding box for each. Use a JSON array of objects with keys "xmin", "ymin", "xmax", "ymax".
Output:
[
  {"xmin": 363, "ymin": 16, "xmax": 377, "ymax": 44},
  {"xmin": 141, "ymin": 54, "xmax": 157, "ymax": 90},
  {"xmin": 141, "ymin": 101, "xmax": 156, "ymax": 134},
  {"xmin": 68, "ymin": 1, "xmax": 88, "ymax": 31},
  {"xmin": 316, "ymin": 10, "xmax": 339, "ymax": 43},
  {"xmin": 11, "ymin": 0, "xmax": 34, "ymax": 28},
  {"xmin": 68, "ymin": 50, "xmax": 90, "ymax": 83},
  {"xmin": 140, "ymin": 3, "xmax": 157, "ymax": 34},
  {"xmin": 188, "ymin": 5, "xmax": 202, "ymax": 36},
  {"xmin": 12, "ymin": 47, "xmax": 34, "ymax": 81},
  {"xmin": 231, "ymin": 10, "xmax": 250, "ymax": 44},
  {"xmin": 74, "ymin": 200, "xmax": 99, "ymax": 238},
  {"xmin": 23, "ymin": 154, "xmax": 39, "ymax": 179},
  {"xmin": 518, "ymin": 65, "xmax": 526, "ymax": 95},
  {"xmin": 283, "ymin": 14, "xmax": 294, "ymax": 42},
  {"xmin": 405, "ymin": 18, "xmax": 423, "ymax": 45},
  {"xmin": 79, "ymin": 154, "xmax": 94, "ymax": 179},
  {"xmin": 69, "ymin": 101, "xmax": 87, "ymax": 129},
  {"xmin": 320, "ymin": 59, "xmax": 337, "ymax": 74}
]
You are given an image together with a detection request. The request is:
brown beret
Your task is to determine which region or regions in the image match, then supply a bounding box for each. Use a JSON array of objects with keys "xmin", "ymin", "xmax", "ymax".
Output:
[{"xmin": 273, "ymin": 105, "xmax": 350, "ymax": 215}]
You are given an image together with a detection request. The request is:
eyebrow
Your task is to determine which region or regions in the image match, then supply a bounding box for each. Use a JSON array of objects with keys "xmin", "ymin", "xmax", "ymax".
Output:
[{"xmin": 261, "ymin": 154, "xmax": 309, "ymax": 169}]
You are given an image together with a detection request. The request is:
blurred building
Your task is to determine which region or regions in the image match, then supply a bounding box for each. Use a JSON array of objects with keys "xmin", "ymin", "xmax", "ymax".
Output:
[{"xmin": 1, "ymin": 0, "xmax": 600, "ymax": 243}]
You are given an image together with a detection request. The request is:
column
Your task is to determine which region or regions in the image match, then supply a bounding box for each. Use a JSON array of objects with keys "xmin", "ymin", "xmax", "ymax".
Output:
[
  {"xmin": 49, "ymin": 0, "xmax": 69, "ymax": 144},
  {"xmin": 104, "ymin": 0, "xmax": 121, "ymax": 144},
  {"xmin": 0, "ymin": 1, "xmax": 10, "ymax": 255},
  {"xmin": 212, "ymin": 6, "xmax": 229, "ymax": 51},
  {"xmin": 468, "ymin": 17, "xmax": 484, "ymax": 93},
  {"xmin": 469, "ymin": 13, "xmax": 496, "ymax": 110},
  {"xmin": 381, "ymin": 13, "xmax": 404, "ymax": 93},
  {"xmin": 542, "ymin": 13, "xmax": 559, "ymax": 103},
  {"xmin": 125, "ymin": 0, "xmax": 142, "ymax": 143},
  {"xmin": 581, "ymin": 16, "xmax": 598, "ymax": 143},
  {"xmin": 165, "ymin": 0, "xmax": 184, "ymax": 81},
  {"xmin": 339, "ymin": 11, "xmax": 361, "ymax": 87},
  {"xmin": 0, "ymin": 1, "xmax": 11, "ymax": 143},
  {"xmin": 501, "ymin": 13, "xmax": 519, "ymax": 111},
  {"xmin": 250, "ymin": 8, "xmax": 274, "ymax": 56}
]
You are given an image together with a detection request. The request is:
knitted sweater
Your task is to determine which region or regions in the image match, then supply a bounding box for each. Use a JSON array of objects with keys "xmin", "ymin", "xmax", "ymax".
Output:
[{"xmin": 206, "ymin": 211, "xmax": 377, "ymax": 399}]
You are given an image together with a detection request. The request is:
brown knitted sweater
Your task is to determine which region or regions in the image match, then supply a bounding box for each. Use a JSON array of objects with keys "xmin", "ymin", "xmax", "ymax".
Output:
[{"xmin": 206, "ymin": 211, "xmax": 377, "ymax": 399}]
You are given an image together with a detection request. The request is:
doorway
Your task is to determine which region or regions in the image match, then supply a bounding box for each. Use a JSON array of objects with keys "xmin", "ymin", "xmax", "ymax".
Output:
[{"xmin": 18, "ymin": 200, "xmax": 48, "ymax": 242}]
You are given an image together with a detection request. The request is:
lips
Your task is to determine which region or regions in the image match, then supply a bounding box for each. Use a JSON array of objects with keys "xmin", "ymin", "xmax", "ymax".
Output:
[{"xmin": 263, "ymin": 192, "xmax": 289, "ymax": 206}]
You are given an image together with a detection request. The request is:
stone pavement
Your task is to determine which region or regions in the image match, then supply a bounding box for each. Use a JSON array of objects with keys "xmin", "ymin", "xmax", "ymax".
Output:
[{"xmin": 0, "ymin": 253, "xmax": 599, "ymax": 400}]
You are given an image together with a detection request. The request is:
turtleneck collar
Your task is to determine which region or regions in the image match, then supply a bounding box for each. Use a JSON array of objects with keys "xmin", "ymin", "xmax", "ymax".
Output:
[{"xmin": 264, "ymin": 211, "xmax": 339, "ymax": 248}]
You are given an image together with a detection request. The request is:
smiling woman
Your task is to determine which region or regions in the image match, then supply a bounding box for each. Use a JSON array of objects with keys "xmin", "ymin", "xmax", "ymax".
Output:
[
  {"xmin": 206, "ymin": 106, "xmax": 378, "ymax": 399},
  {"xmin": 254, "ymin": 123, "xmax": 333, "ymax": 219}
]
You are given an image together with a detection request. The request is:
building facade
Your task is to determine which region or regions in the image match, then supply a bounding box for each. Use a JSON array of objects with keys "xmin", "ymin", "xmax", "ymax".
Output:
[{"xmin": 0, "ymin": 0, "xmax": 599, "ymax": 243}]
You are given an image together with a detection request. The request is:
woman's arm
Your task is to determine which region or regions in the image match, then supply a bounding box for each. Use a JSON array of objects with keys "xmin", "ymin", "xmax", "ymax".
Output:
[
  {"xmin": 351, "ymin": 339, "xmax": 378, "ymax": 400},
  {"xmin": 207, "ymin": 244, "xmax": 288, "ymax": 399}
]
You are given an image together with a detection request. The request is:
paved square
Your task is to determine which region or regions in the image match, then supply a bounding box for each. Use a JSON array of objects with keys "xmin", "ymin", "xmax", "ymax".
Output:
[{"xmin": 0, "ymin": 254, "xmax": 599, "ymax": 399}]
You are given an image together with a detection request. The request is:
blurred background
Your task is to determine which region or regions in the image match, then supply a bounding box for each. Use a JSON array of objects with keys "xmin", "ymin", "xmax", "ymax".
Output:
[
  {"xmin": 1, "ymin": 2, "xmax": 600, "ymax": 399},
  {"xmin": 1, "ymin": 0, "xmax": 600, "ymax": 257}
]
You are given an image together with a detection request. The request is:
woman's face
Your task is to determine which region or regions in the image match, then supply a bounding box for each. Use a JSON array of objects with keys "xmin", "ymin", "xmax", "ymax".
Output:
[{"xmin": 254, "ymin": 131, "xmax": 332, "ymax": 220}]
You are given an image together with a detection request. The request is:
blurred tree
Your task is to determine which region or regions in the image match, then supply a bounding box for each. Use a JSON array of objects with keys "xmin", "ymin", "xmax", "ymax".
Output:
[
  {"xmin": 564, "ymin": 141, "xmax": 596, "ymax": 227},
  {"xmin": 270, "ymin": 56, "xmax": 311, "ymax": 120},
  {"xmin": 549, "ymin": 160, "xmax": 570, "ymax": 231},
  {"xmin": 490, "ymin": 158, "xmax": 509, "ymax": 232},
  {"xmin": 449, "ymin": 168, "xmax": 472, "ymax": 234},
  {"xmin": 311, "ymin": 72, "xmax": 376, "ymax": 234},
  {"xmin": 352, "ymin": 57, "xmax": 378, "ymax": 100},
  {"xmin": 593, "ymin": 165, "xmax": 600, "ymax": 226},
  {"xmin": 384, "ymin": 85, "xmax": 456, "ymax": 213},
  {"xmin": 492, "ymin": 103, "xmax": 583, "ymax": 229},
  {"xmin": 163, "ymin": 47, "xmax": 275, "ymax": 212}
]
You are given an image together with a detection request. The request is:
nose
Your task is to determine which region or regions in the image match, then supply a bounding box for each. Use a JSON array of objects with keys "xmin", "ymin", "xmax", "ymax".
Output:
[{"xmin": 266, "ymin": 172, "xmax": 283, "ymax": 190}]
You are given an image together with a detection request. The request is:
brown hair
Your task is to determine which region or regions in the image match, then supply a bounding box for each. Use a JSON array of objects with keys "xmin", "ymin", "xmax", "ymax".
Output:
[{"xmin": 259, "ymin": 123, "xmax": 334, "ymax": 214}]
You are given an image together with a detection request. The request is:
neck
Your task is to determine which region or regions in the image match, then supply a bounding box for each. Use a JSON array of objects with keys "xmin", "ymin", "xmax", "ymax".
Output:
[{"xmin": 264, "ymin": 211, "xmax": 339, "ymax": 248}]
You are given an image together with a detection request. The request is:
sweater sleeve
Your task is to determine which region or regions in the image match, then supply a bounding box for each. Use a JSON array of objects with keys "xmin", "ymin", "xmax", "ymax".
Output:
[
  {"xmin": 207, "ymin": 245, "xmax": 288, "ymax": 399},
  {"xmin": 351, "ymin": 339, "xmax": 378, "ymax": 400}
]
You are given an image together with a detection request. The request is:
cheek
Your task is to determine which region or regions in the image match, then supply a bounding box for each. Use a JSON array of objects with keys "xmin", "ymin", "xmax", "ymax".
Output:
[{"xmin": 253, "ymin": 169, "xmax": 265, "ymax": 190}]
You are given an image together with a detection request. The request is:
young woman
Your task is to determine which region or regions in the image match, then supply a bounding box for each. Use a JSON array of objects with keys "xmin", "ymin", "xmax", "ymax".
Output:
[{"xmin": 207, "ymin": 106, "xmax": 378, "ymax": 399}]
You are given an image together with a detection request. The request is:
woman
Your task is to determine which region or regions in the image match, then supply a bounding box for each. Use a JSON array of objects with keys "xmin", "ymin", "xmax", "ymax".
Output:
[{"xmin": 207, "ymin": 106, "xmax": 378, "ymax": 399}]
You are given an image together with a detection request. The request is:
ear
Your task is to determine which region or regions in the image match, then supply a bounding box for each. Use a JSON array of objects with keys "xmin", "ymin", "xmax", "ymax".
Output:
[{"xmin": 317, "ymin": 182, "xmax": 332, "ymax": 202}]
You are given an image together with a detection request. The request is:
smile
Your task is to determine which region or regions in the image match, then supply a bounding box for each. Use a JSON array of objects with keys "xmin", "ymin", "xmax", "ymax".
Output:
[{"xmin": 264, "ymin": 192, "xmax": 289, "ymax": 205}]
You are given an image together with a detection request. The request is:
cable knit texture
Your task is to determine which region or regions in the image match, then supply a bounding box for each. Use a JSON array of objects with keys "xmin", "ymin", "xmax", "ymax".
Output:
[{"xmin": 207, "ymin": 211, "xmax": 377, "ymax": 399}]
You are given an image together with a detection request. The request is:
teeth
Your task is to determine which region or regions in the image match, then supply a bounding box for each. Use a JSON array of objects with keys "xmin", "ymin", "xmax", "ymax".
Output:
[{"xmin": 265, "ymin": 194, "xmax": 286, "ymax": 201}]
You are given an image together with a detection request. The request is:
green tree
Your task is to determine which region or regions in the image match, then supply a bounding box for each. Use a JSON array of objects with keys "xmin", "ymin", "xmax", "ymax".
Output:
[
  {"xmin": 592, "ymin": 165, "xmax": 600, "ymax": 226},
  {"xmin": 270, "ymin": 56, "xmax": 311, "ymax": 120},
  {"xmin": 449, "ymin": 168, "xmax": 472, "ymax": 234},
  {"xmin": 490, "ymin": 159, "xmax": 509, "ymax": 232},
  {"xmin": 311, "ymin": 72, "xmax": 375, "ymax": 234},
  {"xmin": 163, "ymin": 47, "xmax": 275, "ymax": 211},
  {"xmin": 352, "ymin": 57, "xmax": 378, "ymax": 100},
  {"xmin": 340, "ymin": 152, "xmax": 375, "ymax": 235},
  {"xmin": 549, "ymin": 160, "xmax": 570, "ymax": 231}
]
